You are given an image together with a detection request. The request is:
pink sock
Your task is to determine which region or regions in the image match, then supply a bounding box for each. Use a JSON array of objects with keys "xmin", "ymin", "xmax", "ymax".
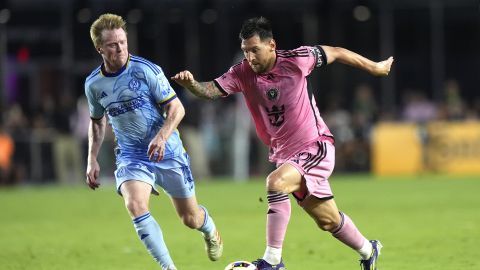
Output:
[
  {"xmin": 331, "ymin": 212, "xmax": 367, "ymax": 250},
  {"xmin": 266, "ymin": 192, "xmax": 291, "ymax": 248}
]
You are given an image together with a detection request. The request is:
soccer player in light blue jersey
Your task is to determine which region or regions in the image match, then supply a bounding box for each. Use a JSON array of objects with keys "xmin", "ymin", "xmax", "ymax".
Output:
[{"xmin": 84, "ymin": 13, "xmax": 223, "ymax": 270}]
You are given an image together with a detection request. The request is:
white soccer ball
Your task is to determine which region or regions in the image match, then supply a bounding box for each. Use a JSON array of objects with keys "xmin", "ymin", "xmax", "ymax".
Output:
[{"xmin": 224, "ymin": 260, "xmax": 257, "ymax": 270}]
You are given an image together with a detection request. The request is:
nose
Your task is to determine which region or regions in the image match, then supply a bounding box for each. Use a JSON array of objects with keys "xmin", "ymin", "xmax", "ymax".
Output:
[{"xmin": 245, "ymin": 52, "xmax": 254, "ymax": 62}]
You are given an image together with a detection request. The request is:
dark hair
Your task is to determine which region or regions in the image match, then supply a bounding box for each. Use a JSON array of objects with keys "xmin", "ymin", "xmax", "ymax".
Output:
[{"xmin": 239, "ymin": 16, "xmax": 273, "ymax": 41}]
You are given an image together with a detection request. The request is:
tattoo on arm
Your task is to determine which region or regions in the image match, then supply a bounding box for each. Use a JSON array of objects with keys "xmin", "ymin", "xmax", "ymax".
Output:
[{"xmin": 189, "ymin": 81, "xmax": 223, "ymax": 100}]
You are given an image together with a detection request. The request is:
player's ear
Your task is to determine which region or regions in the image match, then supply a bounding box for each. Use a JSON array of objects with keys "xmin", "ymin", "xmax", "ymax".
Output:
[
  {"xmin": 97, "ymin": 47, "xmax": 103, "ymax": 54},
  {"xmin": 269, "ymin": 39, "xmax": 276, "ymax": 51}
]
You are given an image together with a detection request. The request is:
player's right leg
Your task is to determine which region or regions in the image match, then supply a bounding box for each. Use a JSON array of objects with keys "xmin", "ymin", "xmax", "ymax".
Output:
[
  {"xmin": 252, "ymin": 163, "xmax": 303, "ymax": 269},
  {"xmin": 117, "ymin": 163, "xmax": 176, "ymax": 270}
]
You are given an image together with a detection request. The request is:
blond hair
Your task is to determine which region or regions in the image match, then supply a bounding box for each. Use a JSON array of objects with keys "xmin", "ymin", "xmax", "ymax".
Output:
[{"xmin": 90, "ymin": 13, "xmax": 127, "ymax": 48}]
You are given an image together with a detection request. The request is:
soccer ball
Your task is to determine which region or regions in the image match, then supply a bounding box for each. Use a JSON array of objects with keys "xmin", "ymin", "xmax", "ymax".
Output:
[{"xmin": 224, "ymin": 260, "xmax": 257, "ymax": 270}]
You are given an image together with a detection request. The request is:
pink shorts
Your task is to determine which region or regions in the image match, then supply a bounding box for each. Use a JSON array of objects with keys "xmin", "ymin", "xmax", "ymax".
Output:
[{"xmin": 282, "ymin": 139, "xmax": 335, "ymax": 205}]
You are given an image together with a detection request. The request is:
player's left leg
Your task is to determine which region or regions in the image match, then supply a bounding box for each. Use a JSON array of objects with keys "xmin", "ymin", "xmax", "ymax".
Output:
[
  {"xmin": 302, "ymin": 196, "xmax": 381, "ymax": 269},
  {"xmin": 157, "ymin": 154, "xmax": 223, "ymax": 261},
  {"xmin": 297, "ymin": 140, "xmax": 382, "ymax": 269},
  {"xmin": 171, "ymin": 196, "xmax": 223, "ymax": 261}
]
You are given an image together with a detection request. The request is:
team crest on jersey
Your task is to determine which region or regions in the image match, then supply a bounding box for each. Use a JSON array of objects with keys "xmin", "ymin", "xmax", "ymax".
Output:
[
  {"xmin": 266, "ymin": 88, "xmax": 279, "ymax": 101},
  {"xmin": 116, "ymin": 167, "xmax": 127, "ymax": 178},
  {"xmin": 129, "ymin": 78, "xmax": 141, "ymax": 91}
]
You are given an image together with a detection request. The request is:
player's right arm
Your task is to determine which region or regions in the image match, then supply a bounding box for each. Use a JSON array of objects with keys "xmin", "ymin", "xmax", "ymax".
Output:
[
  {"xmin": 321, "ymin": 45, "xmax": 394, "ymax": 76},
  {"xmin": 86, "ymin": 116, "xmax": 106, "ymax": 190},
  {"xmin": 171, "ymin": 70, "xmax": 224, "ymax": 100}
]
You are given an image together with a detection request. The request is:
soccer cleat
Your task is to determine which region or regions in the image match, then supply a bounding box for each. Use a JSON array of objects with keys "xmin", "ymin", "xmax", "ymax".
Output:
[
  {"xmin": 360, "ymin": 240, "xmax": 383, "ymax": 270},
  {"xmin": 252, "ymin": 258, "xmax": 286, "ymax": 270},
  {"xmin": 203, "ymin": 230, "xmax": 223, "ymax": 261}
]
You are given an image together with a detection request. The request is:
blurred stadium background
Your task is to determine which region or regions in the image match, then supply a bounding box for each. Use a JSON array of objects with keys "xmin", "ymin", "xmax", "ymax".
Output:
[{"xmin": 0, "ymin": 0, "xmax": 479, "ymax": 185}]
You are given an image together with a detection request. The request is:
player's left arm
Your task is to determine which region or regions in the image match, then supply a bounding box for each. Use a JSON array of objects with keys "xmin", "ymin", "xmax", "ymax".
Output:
[
  {"xmin": 148, "ymin": 97, "xmax": 185, "ymax": 161},
  {"xmin": 321, "ymin": 45, "xmax": 394, "ymax": 76}
]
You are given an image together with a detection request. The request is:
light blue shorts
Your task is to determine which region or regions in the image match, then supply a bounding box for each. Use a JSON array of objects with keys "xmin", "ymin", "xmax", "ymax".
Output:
[{"xmin": 114, "ymin": 153, "xmax": 195, "ymax": 198}]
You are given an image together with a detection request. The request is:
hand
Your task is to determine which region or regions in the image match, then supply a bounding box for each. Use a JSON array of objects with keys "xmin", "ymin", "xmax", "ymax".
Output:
[
  {"xmin": 147, "ymin": 135, "xmax": 167, "ymax": 162},
  {"xmin": 171, "ymin": 70, "xmax": 195, "ymax": 89},
  {"xmin": 86, "ymin": 160, "xmax": 101, "ymax": 190},
  {"xmin": 373, "ymin": 56, "xmax": 394, "ymax": 76}
]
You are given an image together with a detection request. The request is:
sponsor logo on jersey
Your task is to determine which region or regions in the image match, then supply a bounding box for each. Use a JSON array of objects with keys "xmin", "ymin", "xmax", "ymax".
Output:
[
  {"xmin": 108, "ymin": 97, "xmax": 146, "ymax": 117},
  {"xmin": 266, "ymin": 105, "xmax": 285, "ymax": 127}
]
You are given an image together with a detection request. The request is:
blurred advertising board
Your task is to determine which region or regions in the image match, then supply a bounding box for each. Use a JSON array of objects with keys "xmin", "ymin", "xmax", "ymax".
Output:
[
  {"xmin": 372, "ymin": 121, "xmax": 480, "ymax": 175},
  {"xmin": 426, "ymin": 122, "xmax": 480, "ymax": 174},
  {"xmin": 371, "ymin": 123, "xmax": 423, "ymax": 175}
]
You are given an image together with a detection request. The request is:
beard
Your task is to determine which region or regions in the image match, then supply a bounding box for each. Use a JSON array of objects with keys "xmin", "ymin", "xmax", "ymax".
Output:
[{"xmin": 250, "ymin": 63, "xmax": 267, "ymax": 74}]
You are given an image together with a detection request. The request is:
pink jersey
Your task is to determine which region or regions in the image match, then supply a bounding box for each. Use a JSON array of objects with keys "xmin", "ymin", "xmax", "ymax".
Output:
[{"xmin": 215, "ymin": 46, "xmax": 333, "ymax": 162}]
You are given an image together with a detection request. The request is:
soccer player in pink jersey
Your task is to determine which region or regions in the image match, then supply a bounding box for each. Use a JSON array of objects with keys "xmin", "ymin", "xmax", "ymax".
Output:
[{"xmin": 172, "ymin": 17, "xmax": 393, "ymax": 270}]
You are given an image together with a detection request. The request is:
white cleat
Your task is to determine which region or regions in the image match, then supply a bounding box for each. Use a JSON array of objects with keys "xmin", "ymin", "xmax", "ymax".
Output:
[{"xmin": 203, "ymin": 230, "xmax": 223, "ymax": 261}]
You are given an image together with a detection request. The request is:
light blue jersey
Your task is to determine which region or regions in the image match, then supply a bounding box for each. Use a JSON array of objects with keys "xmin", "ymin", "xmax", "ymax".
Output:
[
  {"xmin": 85, "ymin": 55, "xmax": 194, "ymax": 198},
  {"xmin": 85, "ymin": 55, "xmax": 184, "ymax": 162}
]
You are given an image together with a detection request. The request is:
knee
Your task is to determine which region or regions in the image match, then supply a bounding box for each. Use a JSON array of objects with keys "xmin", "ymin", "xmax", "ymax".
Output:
[
  {"xmin": 315, "ymin": 216, "xmax": 340, "ymax": 232},
  {"xmin": 125, "ymin": 199, "xmax": 149, "ymax": 217},
  {"xmin": 266, "ymin": 172, "xmax": 286, "ymax": 192},
  {"xmin": 180, "ymin": 213, "xmax": 202, "ymax": 229}
]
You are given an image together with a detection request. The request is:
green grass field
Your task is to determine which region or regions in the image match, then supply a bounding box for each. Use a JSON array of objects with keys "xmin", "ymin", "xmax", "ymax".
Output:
[{"xmin": 1, "ymin": 175, "xmax": 479, "ymax": 270}]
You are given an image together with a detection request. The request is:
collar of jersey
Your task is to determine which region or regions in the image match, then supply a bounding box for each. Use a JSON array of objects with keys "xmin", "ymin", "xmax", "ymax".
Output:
[{"xmin": 101, "ymin": 55, "xmax": 131, "ymax": 77}]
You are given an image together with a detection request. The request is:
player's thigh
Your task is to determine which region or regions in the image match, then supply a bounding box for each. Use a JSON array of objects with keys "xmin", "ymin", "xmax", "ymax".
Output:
[
  {"xmin": 267, "ymin": 163, "xmax": 303, "ymax": 193},
  {"xmin": 171, "ymin": 195, "xmax": 201, "ymax": 218},
  {"xmin": 120, "ymin": 180, "xmax": 153, "ymax": 216},
  {"xmin": 302, "ymin": 196, "xmax": 341, "ymax": 229}
]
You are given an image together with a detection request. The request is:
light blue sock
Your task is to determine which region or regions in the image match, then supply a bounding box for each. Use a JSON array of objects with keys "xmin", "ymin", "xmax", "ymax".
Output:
[
  {"xmin": 197, "ymin": 205, "xmax": 216, "ymax": 238},
  {"xmin": 133, "ymin": 212, "xmax": 175, "ymax": 269}
]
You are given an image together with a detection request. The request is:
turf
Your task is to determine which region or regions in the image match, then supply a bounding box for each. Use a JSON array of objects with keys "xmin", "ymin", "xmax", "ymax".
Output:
[{"xmin": 0, "ymin": 175, "xmax": 479, "ymax": 270}]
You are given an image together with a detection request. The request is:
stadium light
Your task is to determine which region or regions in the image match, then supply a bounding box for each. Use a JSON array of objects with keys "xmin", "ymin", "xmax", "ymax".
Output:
[
  {"xmin": 353, "ymin": 5, "xmax": 371, "ymax": 22},
  {"xmin": 0, "ymin": 9, "xmax": 11, "ymax": 24}
]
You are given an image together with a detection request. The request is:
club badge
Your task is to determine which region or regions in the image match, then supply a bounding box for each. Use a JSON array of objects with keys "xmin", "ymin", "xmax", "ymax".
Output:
[
  {"xmin": 266, "ymin": 88, "xmax": 279, "ymax": 101},
  {"xmin": 129, "ymin": 78, "xmax": 141, "ymax": 91}
]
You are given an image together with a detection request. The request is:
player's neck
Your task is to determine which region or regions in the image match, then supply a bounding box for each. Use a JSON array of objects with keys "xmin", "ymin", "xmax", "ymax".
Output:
[
  {"xmin": 103, "ymin": 62, "xmax": 124, "ymax": 73},
  {"xmin": 263, "ymin": 53, "xmax": 277, "ymax": 74},
  {"xmin": 102, "ymin": 58, "xmax": 129, "ymax": 75}
]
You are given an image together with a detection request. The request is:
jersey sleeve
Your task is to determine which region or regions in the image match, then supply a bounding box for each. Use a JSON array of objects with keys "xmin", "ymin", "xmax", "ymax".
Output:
[
  {"xmin": 296, "ymin": 45, "xmax": 328, "ymax": 76},
  {"xmin": 151, "ymin": 66, "xmax": 177, "ymax": 105},
  {"xmin": 84, "ymin": 81, "xmax": 105, "ymax": 120},
  {"xmin": 214, "ymin": 63, "xmax": 244, "ymax": 96}
]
